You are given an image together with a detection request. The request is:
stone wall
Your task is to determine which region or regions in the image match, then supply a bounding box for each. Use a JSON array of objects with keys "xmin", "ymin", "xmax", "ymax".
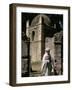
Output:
[
  {"xmin": 27, "ymin": 24, "xmax": 43, "ymax": 63},
  {"xmin": 45, "ymin": 37, "xmax": 55, "ymax": 59},
  {"xmin": 54, "ymin": 31, "xmax": 63, "ymax": 75}
]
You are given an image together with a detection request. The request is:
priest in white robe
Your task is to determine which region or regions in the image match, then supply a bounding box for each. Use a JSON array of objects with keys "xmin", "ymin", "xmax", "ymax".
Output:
[{"xmin": 41, "ymin": 48, "xmax": 53, "ymax": 76}]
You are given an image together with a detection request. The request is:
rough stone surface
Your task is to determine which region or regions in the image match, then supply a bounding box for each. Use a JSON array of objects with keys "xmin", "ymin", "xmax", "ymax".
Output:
[{"xmin": 25, "ymin": 14, "xmax": 63, "ymax": 75}]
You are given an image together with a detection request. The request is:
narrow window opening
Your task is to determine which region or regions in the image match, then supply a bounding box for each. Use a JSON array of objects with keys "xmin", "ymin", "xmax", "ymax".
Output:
[{"xmin": 32, "ymin": 31, "xmax": 35, "ymax": 41}]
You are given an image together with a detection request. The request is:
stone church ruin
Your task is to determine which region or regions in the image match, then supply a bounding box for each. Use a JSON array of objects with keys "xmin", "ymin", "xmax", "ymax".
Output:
[{"xmin": 22, "ymin": 14, "xmax": 63, "ymax": 76}]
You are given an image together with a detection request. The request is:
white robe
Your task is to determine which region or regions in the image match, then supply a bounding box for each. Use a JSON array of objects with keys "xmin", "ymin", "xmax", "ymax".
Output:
[{"xmin": 41, "ymin": 52, "xmax": 52, "ymax": 76}]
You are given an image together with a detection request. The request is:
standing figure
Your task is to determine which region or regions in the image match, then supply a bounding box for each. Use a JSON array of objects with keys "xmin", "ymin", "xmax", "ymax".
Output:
[{"xmin": 41, "ymin": 48, "xmax": 53, "ymax": 76}]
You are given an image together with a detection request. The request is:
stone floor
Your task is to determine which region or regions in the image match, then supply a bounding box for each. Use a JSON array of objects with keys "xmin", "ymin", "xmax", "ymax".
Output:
[
  {"xmin": 30, "ymin": 61, "xmax": 56, "ymax": 77},
  {"xmin": 30, "ymin": 61, "xmax": 42, "ymax": 77}
]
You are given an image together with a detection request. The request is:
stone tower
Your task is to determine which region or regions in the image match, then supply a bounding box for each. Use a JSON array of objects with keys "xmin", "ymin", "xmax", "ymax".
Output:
[{"xmin": 26, "ymin": 14, "xmax": 51, "ymax": 63}]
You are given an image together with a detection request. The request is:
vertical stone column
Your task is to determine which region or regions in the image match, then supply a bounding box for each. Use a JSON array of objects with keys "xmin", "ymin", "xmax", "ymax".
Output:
[
  {"xmin": 26, "ymin": 20, "xmax": 29, "ymax": 37},
  {"xmin": 38, "ymin": 15, "xmax": 42, "ymax": 61},
  {"xmin": 54, "ymin": 31, "xmax": 63, "ymax": 75}
]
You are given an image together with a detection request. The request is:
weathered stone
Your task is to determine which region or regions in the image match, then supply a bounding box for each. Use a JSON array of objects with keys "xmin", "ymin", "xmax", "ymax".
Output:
[{"xmin": 24, "ymin": 14, "xmax": 63, "ymax": 75}]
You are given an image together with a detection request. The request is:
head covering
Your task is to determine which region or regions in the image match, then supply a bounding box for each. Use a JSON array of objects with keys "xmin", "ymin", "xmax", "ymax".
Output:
[{"xmin": 45, "ymin": 48, "xmax": 50, "ymax": 51}]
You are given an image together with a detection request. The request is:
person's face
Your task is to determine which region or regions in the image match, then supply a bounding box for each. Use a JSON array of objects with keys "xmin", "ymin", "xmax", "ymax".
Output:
[{"xmin": 47, "ymin": 50, "xmax": 50, "ymax": 54}]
